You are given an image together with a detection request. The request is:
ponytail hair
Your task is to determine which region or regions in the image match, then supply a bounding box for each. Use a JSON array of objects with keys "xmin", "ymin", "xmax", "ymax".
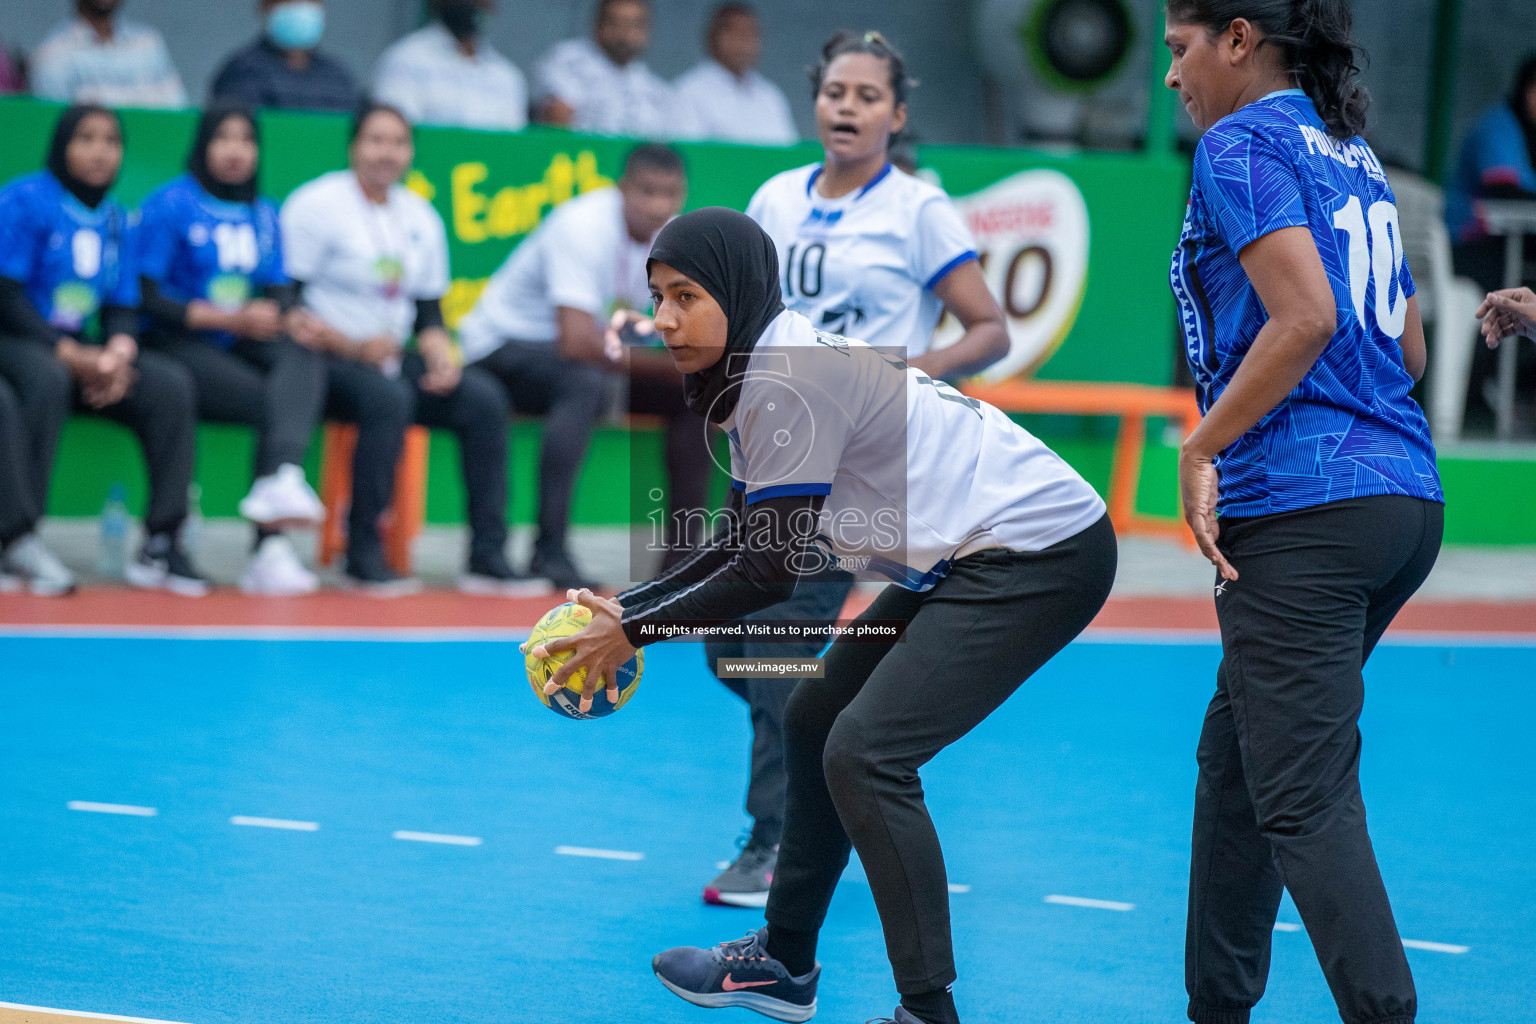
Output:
[
  {"xmin": 809, "ymin": 29, "xmax": 912, "ymax": 107},
  {"xmin": 1165, "ymin": 0, "xmax": 1369, "ymax": 141}
]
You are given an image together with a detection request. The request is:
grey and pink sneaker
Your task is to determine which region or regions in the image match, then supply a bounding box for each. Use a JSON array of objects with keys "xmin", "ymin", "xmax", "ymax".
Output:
[
  {"xmin": 652, "ymin": 927, "xmax": 819, "ymax": 1022},
  {"xmin": 704, "ymin": 834, "xmax": 778, "ymax": 908}
]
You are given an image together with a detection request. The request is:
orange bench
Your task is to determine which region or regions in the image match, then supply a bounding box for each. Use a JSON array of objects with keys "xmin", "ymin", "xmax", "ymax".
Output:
[
  {"xmin": 960, "ymin": 379, "xmax": 1201, "ymax": 546},
  {"xmin": 318, "ymin": 424, "xmax": 431, "ymax": 574}
]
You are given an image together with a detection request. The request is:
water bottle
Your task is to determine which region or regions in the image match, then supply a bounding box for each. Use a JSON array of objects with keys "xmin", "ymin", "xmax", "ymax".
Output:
[
  {"xmin": 184, "ymin": 483, "xmax": 204, "ymax": 559},
  {"xmin": 97, "ymin": 483, "xmax": 129, "ymax": 579}
]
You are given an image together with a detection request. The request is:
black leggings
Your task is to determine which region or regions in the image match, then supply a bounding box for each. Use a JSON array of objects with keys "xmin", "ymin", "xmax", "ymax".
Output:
[
  {"xmin": 765, "ymin": 514, "xmax": 1117, "ymax": 994},
  {"xmin": 1187, "ymin": 495, "xmax": 1442, "ymax": 1024},
  {"xmin": 147, "ymin": 330, "xmax": 326, "ymax": 478},
  {"xmin": 0, "ymin": 338, "xmax": 194, "ymax": 538}
]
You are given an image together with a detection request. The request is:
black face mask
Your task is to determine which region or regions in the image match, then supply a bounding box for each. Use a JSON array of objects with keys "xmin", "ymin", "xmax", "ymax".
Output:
[
  {"xmin": 439, "ymin": 1, "xmax": 482, "ymax": 41},
  {"xmin": 188, "ymin": 103, "xmax": 259, "ymax": 204},
  {"xmin": 647, "ymin": 207, "xmax": 786, "ymax": 424},
  {"xmin": 46, "ymin": 104, "xmax": 120, "ymax": 210}
]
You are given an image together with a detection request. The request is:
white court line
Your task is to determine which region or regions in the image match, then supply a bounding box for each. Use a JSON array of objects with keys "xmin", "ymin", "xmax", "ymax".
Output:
[
  {"xmin": 1273, "ymin": 922, "xmax": 1303, "ymax": 933},
  {"xmin": 1044, "ymin": 894, "xmax": 1136, "ymax": 912},
  {"xmin": 230, "ymin": 815, "xmax": 318, "ymax": 831},
  {"xmin": 1402, "ymin": 939, "xmax": 1470, "ymax": 954},
  {"xmin": 555, "ymin": 845, "xmax": 644, "ymax": 861},
  {"xmin": 393, "ymin": 830, "xmax": 482, "ymax": 846},
  {"xmin": 0, "ymin": 1001, "xmax": 194, "ymax": 1023},
  {"xmin": 0, "ymin": 625, "xmax": 529, "ymax": 642},
  {"xmin": 67, "ymin": 801, "xmax": 157, "ymax": 817},
  {"xmin": 948, "ymin": 884, "xmax": 971, "ymax": 893}
]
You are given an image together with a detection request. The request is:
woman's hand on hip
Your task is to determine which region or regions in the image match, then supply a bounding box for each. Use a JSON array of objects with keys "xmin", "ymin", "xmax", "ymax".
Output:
[{"xmin": 1179, "ymin": 444, "xmax": 1237, "ymax": 582}]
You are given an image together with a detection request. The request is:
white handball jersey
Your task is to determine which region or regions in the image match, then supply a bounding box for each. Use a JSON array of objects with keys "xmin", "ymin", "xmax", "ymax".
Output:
[
  {"xmin": 720, "ymin": 310, "xmax": 1105, "ymax": 590},
  {"xmin": 458, "ymin": 187, "xmax": 655, "ymax": 363},
  {"xmin": 280, "ymin": 170, "xmax": 450, "ymax": 344},
  {"xmin": 746, "ymin": 163, "xmax": 977, "ymax": 357}
]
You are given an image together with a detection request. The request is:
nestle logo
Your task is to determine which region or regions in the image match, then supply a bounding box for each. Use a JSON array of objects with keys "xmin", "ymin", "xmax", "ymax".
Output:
[{"xmin": 967, "ymin": 202, "xmax": 1054, "ymax": 236}]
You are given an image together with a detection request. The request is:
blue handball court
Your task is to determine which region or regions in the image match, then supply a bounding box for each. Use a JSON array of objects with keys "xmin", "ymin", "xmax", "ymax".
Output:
[{"xmin": 1, "ymin": 615, "xmax": 1533, "ymax": 1024}]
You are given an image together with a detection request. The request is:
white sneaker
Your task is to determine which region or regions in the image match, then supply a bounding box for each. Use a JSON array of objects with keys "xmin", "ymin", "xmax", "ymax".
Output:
[
  {"xmin": 239, "ymin": 535, "xmax": 320, "ymax": 596},
  {"xmin": 239, "ymin": 464, "xmax": 325, "ymax": 526},
  {"xmin": 1, "ymin": 533, "xmax": 77, "ymax": 596}
]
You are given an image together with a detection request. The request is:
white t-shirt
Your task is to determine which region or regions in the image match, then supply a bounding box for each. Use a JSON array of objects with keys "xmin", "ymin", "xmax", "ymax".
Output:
[
  {"xmin": 372, "ymin": 23, "xmax": 528, "ymax": 131},
  {"xmin": 533, "ymin": 37, "xmax": 690, "ymax": 138},
  {"xmin": 746, "ymin": 163, "xmax": 977, "ymax": 357},
  {"xmin": 458, "ymin": 187, "xmax": 655, "ymax": 361},
  {"xmin": 30, "ymin": 16, "xmax": 187, "ymax": 109},
  {"xmin": 280, "ymin": 170, "xmax": 450, "ymax": 345},
  {"xmin": 673, "ymin": 60, "xmax": 796, "ymax": 145},
  {"xmin": 721, "ymin": 310, "xmax": 1105, "ymax": 590}
]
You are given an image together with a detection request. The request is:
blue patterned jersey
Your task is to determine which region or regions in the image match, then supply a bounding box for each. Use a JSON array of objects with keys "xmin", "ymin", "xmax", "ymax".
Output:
[
  {"xmin": 1171, "ymin": 90, "xmax": 1442, "ymax": 517},
  {"xmin": 0, "ymin": 170, "xmax": 137, "ymax": 335},
  {"xmin": 137, "ymin": 173, "xmax": 286, "ymax": 349}
]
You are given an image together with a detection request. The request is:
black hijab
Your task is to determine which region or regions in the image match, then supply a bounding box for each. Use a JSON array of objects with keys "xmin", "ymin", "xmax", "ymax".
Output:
[
  {"xmin": 189, "ymin": 103, "xmax": 259, "ymax": 204},
  {"xmin": 1511, "ymin": 56, "xmax": 1536, "ymax": 177},
  {"xmin": 646, "ymin": 207, "xmax": 785, "ymax": 423},
  {"xmin": 45, "ymin": 104, "xmax": 120, "ymax": 209}
]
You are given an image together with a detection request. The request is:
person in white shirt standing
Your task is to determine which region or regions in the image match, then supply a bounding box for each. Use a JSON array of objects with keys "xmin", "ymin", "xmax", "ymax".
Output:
[
  {"xmin": 533, "ymin": 0, "xmax": 686, "ymax": 138},
  {"xmin": 674, "ymin": 4, "xmax": 796, "ymax": 146},
  {"xmin": 30, "ymin": 0, "xmax": 188, "ymax": 109},
  {"xmin": 372, "ymin": 0, "xmax": 528, "ymax": 131},
  {"xmin": 458, "ymin": 144, "xmax": 709, "ymax": 592},
  {"xmin": 280, "ymin": 102, "xmax": 524, "ymax": 596},
  {"xmin": 692, "ymin": 29, "xmax": 1011, "ymax": 913}
]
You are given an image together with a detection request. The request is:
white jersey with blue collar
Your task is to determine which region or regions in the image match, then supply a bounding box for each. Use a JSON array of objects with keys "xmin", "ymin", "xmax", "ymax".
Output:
[
  {"xmin": 746, "ymin": 162, "xmax": 977, "ymax": 357},
  {"xmin": 719, "ymin": 310, "xmax": 1106, "ymax": 591}
]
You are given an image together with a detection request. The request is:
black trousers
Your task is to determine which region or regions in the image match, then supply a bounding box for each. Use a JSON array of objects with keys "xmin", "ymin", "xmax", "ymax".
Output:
[
  {"xmin": 322, "ymin": 352, "xmax": 509, "ymax": 565},
  {"xmin": 147, "ymin": 330, "xmax": 327, "ymax": 478},
  {"xmin": 705, "ymin": 571, "xmax": 856, "ymax": 848},
  {"xmin": 765, "ymin": 515, "xmax": 1117, "ymax": 994},
  {"xmin": 0, "ymin": 338, "xmax": 194, "ymax": 538},
  {"xmin": 474, "ymin": 340, "xmax": 713, "ymax": 559},
  {"xmin": 1186, "ymin": 496, "xmax": 1443, "ymax": 1024}
]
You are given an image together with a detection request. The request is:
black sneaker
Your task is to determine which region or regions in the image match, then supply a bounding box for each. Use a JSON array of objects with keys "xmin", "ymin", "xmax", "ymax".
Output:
[
  {"xmin": 868, "ymin": 1010, "xmax": 929, "ymax": 1024},
  {"xmin": 529, "ymin": 546, "xmax": 597, "ymax": 592},
  {"xmin": 705, "ymin": 831, "xmax": 778, "ymax": 908},
  {"xmin": 653, "ymin": 927, "xmax": 818, "ymax": 1023},
  {"xmin": 125, "ymin": 533, "xmax": 209, "ymax": 597},
  {"xmin": 459, "ymin": 550, "xmax": 551, "ymax": 597},
  {"xmin": 343, "ymin": 547, "xmax": 421, "ymax": 598}
]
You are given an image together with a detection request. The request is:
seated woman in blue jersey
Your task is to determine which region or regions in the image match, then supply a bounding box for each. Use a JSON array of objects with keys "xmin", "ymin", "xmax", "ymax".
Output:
[
  {"xmin": 1163, "ymin": 3, "xmax": 1442, "ymax": 1023},
  {"xmin": 279, "ymin": 101, "xmax": 515, "ymax": 595},
  {"xmin": 0, "ymin": 105, "xmax": 207, "ymax": 597},
  {"xmin": 1446, "ymin": 55, "xmax": 1536, "ymax": 293},
  {"xmin": 527, "ymin": 208, "xmax": 1117, "ymax": 1024},
  {"xmin": 138, "ymin": 103, "xmax": 329, "ymax": 597}
]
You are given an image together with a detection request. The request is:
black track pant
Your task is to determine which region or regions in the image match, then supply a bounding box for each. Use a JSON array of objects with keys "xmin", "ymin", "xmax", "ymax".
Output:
[
  {"xmin": 147, "ymin": 330, "xmax": 327, "ymax": 478},
  {"xmin": 322, "ymin": 352, "xmax": 509, "ymax": 566},
  {"xmin": 706, "ymin": 572, "xmax": 855, "ymax": 847},
  {"xmin": 1186, "ymin": 495, "xmax": 1443, "ymax": 1024},
  {"xmin": 0, "ymin": 338, "xmax": 194, "ymax": 538},
  {"xmin": 765, "ymin": 515, "xmax": 1117, "ymax": 993}
]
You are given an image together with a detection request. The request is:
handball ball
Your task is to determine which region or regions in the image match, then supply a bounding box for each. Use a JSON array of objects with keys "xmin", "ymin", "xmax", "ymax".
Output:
[{"xmin": 525, "ymin": 602, "xmax": 644, "ymax": 720}]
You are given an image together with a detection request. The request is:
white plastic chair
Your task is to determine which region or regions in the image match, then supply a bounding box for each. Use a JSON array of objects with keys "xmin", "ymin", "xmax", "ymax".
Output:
[{"xmin": 1387, "ymin": 169, "xmax": 1487, "ymax": 442}]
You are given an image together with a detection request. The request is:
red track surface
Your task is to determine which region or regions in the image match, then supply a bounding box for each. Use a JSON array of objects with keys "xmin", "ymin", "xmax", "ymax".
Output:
[{"xmin": 1, "ymin": 588, "xmax": 1533, "ymax": 634}]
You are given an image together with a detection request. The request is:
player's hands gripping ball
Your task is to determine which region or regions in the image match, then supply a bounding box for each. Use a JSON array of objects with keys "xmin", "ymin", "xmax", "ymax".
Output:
[{"xmin": 521, "ymin": 589, "xmax": 644, "ymax": 719}]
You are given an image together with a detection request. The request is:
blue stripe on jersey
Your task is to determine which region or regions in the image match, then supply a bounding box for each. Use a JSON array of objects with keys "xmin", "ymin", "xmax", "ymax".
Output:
[
  {"xmin": 744, "ymin": 482, "xmax": 833, "ymax": 505},
  {"xmin": 862, "ymin": 552, "xmax": 953, "ymax": 592},
  {"xmin": 1170, "ymin": 92, "xmax": 1442, "ymax": 517},
  {"xmin": 803, "ymin": 162, "xmax": 894, "ymax": 200},
  {"xmin": 924, "ymin": 249, "xmax": 979, "ymax": 290}
]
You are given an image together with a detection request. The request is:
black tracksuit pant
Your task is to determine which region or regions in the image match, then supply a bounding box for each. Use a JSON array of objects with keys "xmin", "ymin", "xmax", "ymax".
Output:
[
  {"xmin": 0, "ymin": 337, "xmax": 194, "ymax": 539},
  {"xmin": 765, "ymin": 514, "xmax": 1117, "ymax": 994},
  {"xmin": 147, "ymin": 330, "xmax": 327, "ymax": 478},
  {"xmin": 321, "ymin": 351, "xmax": 509, "ymax": 567},
  {"xmin": 1186, "ymin": 495, "xmax": 1443, "ymax": 1024}
]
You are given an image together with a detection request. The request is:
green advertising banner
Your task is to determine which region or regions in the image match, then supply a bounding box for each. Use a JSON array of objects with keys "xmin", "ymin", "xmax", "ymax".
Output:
[{"xmin": 0, "ymin": 97, "xmax": 1186, "ymax": 385}]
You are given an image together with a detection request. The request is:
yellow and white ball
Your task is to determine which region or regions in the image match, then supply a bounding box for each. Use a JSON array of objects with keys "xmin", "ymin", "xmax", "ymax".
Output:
[{"xmin": 525, "ymin": 602, "xmax": 643, "ymax": 720}]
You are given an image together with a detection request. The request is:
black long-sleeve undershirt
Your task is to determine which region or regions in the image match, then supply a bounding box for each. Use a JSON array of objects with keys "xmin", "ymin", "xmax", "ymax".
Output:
[
  {"xmin": 617, "ymin": 491, "xmax": 826, "ymax": 648},
  {"xmin": 0, "ymin": 275, "xmax": 134, "ymax": 347},
  {"xmin": 139, "ymin": 277, "xmax": 302, "ymax": 332}
]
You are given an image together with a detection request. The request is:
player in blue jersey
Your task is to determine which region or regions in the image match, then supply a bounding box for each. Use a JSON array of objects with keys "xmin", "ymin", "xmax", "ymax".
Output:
[
  {"xmin": 138, "ymin": 104, "xmax": 329, "ymax": 596},
  {"xmin": 0, "ymin": 105, "xmax": 206, "ymax": 596},
  {"xmin": 1165, "ymin": 3, "xmax": 1442, "ymax": 1023},
  {"xmin": 692, "ymin": 29, "xmax": 1011, "ymax": 910}
]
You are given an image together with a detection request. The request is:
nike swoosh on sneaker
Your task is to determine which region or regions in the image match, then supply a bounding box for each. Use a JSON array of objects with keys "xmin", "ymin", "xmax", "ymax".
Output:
[{"xmin": 721, "ymin": 974, "xmax": 779, "ymax": 991}]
